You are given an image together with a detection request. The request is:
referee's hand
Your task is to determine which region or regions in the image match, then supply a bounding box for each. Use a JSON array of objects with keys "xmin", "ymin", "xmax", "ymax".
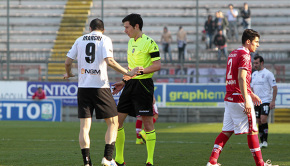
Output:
[{"xmin": 127, "ymin": 67, "xmax": 144, "ymax": 77}]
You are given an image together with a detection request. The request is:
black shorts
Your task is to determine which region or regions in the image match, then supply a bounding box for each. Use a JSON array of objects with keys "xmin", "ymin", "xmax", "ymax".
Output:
[
  {"xmin": 117, "ymin": 78, "xmax": 154, "ymax": 117},
  {"xmin": 254, "ymin": 103, "xmax": 270, "ymax": 118},
  {"xmin": 77, "ymin": 88, "xmax": 118, "ymax": 119}
]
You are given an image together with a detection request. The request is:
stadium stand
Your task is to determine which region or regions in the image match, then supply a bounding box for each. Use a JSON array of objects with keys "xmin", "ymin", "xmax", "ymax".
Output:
[
  {"xmin": 48, "ymin": 0, "xmax": 93, "ymax": 80},
  {"xmin": 0, "ymin": 0, "xmax": 290, "ymax": 82},
  {"xmin": 274, "ymin": 108, "xmax": 290, "ymax": 123}
]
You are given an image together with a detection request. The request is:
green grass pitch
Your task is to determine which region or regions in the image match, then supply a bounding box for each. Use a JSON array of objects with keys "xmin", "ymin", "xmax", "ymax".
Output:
[{"xmin": 0, "ymin": 121, "xmax": 289, "ymax": 166}]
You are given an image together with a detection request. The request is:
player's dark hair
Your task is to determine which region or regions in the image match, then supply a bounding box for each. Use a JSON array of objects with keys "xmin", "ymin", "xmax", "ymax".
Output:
[
  {"xmin": 254, "ymin": 55, "xmax": 264, "ymax": 63},
  {"xmin": 242, "ymin": 29, "xmax": 260, "ymax": 44},
  {"xmin": 90, "ymin": 18, "xmax": 104, "ymax": 31},
  {"xmin": 122, "ymin": 13, "xmax": 143, "ymax": 31}
]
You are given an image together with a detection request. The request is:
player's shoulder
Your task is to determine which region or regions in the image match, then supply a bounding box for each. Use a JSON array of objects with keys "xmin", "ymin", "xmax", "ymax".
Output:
[
  {"xmin": 236, "ymin": 47, "xmax": 250, "ymax": 54},
  {"xmin": 252, "ymin": 70, "xmax": 258, "ymax": 75},
  {"xmin": 142, "ymin": 34, "xmax": 156, "ymax": 43},
  {"xmin": 263, "ymin": 68, "xmax": 274, "ymax": 76}
]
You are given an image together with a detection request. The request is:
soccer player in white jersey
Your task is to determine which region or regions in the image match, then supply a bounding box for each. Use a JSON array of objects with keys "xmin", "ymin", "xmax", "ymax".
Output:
[
  {"xmin": 206, "ymin": 29, "xmax": 278, "ymax": 166},
  {"xmin": 251, "ymin": 55, "xmax": 278, "ymax": 148},
  {"xmin": 63, "ymin": 18, "xmax": 142, "ymax": 166}
]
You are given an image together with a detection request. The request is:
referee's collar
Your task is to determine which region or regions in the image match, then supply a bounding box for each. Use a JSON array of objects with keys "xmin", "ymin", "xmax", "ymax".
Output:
[{"xmin": 134, "ymin": 33, "xmax": 144, "ymax": 42}]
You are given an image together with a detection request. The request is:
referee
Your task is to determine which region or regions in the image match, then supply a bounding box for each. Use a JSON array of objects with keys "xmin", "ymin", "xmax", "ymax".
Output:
[
  {"xmin": 64, "ymin": 18, "xmax": 141, "ymax": 166},
  {"xmin": 112, "ymin": 13, "xmax": 161, "ymax": 166}
]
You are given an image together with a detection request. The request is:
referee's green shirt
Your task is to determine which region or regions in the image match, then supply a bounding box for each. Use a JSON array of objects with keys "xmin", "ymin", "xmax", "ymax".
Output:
[{"xmin": 127, "ymin": 34, "xmax": 160, "ymax": 79}]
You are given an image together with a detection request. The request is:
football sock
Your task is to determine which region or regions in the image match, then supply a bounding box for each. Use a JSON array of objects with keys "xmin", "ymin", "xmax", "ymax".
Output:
[
  {"xmin": 209, "ymin": 132, "xmax": 229, "ymax": 165},
  {"xmin": 81, "ymin": 148, "xmax": 92, "ymax": 165},
  {"xmin": 104, "ymin": 142, "xmax": 115, "ymax": 161},
  {"xmin": 247, "ymin": 134, "xmax": 264, "ymax": 166},
  {"xmin": 136, "ymin": 119, "xmax": 143, "ymax": 138},
  {"xmin": 115, "ymin": 127, "xmax": 125, "ymax": 164},
  {"xmin": 146, "ymin": 129, "xmax": 156, "ymax": 165},
  {"xmin": 153, "ymin": 117, "xmax": 156, "ymax": 124},
  {"xmin": 262, "ymin": 123, "xmax": 268, "ymax": 142},
  {"xmin": 258, "ymin": 125, "xmax": 263, "ymax": 143}
]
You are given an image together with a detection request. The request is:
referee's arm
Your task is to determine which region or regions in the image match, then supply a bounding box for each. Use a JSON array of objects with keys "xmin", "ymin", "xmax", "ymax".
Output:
[
  {"xmin": 143, "ymin": 51, "xmax": 161, "ymax": 74},
  {"xmin": 105, "ymin": 57, "xmax": 140, "ymax": 76},
  {"xmin": 143, "ymin": 60, "xmax": 161, "ymax": 74}
]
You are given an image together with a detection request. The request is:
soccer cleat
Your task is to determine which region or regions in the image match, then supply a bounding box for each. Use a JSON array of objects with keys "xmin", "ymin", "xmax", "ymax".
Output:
[
  {"xmin": 139, "ymin": 129, "xmax": 146, "ymax": 144},
  {"xmin": 116, "ymin": 161, "xmax": 126, "ymax": 166},
  {"xmin": 264, "ymin": 159, "xmax": 279, "ymax": 166},
  {"xmin": 101, "ymin": 157, "xmax": 117, "ymax": 166},
  {"xmin": 206, "ymin": 162, "xmax": 221, "ymax": 166},
  {"xmin": 146, "ymin": 162, "xmax": 153, "ymax": 166},
  {"xmin": 136, "ymin": 138, "xmax": 145, "ymax": 144},
  {"xmin": 262, "ymin": 141, "xmax": 268, "ymax": 148}
]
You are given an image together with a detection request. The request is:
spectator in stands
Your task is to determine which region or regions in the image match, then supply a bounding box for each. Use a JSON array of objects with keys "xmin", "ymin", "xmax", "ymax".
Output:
[
  {"xmin": 177, "ymin": 26, "xmax": 187, "ymax": 64},
  {"xmin": 227, "ymin": 4, "xmax": 239, "ymax": 41},
  {"xmin": 213, "ymin": 29, "xmax": 228, "ymax": 61},
  {"xmin": 160, "ymin": 26, "xmax": 173, "ymax": 63},
  {"xmin": 204, "ymin": 15, "xmax": 215, "ymax": 49},
  {"xmin": 241, "ymin": 2, "xmax": 251, "ymax": 29},
  {"xmin": 214, "ymin": 11, "xmax": 229, "ymax": 36},
  {"xmin": 32, "ymin": 87, "xmax": 46, "ymax": 100}
]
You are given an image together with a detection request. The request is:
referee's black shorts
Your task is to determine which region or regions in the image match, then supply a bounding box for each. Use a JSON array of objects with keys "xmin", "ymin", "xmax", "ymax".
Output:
[
  {"xmin": 77, "ymin": 88, "xmax": 118, "ymax": 119},
  {"xmin": 117, "ymin": 78, "xmax": 154, "ymax": 117}
]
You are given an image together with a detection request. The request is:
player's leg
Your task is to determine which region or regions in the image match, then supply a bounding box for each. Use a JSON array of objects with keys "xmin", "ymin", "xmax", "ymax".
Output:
[
  {"xmin": 260, "ymin": 114, "xmax": 268, "ymax": 144},
  {"xmin": 115, "ymin": 81, "xmax": 134, "ymax": 165},
  {"xmin": 207, "ymin": 101, "xmax": 233, "ymax": 165},
  {"xmin": 93, "ymin": 88, "xmax": 119, "ymax": 166},
  {"xmin": 142, "ymin": 115, "xmax": 156, "ymax": 166},
  {"xmin": 136, "ymin": 116, "xmax": 144, "ymax": 144},
  {"xmin": 115, "ymin": 113, "xmax": 128, "ymax": 165},
  {"xmin": 79, "ymin": 118, "xmax": 93, "ymax": 166},
  {"xmin": 255, "ymin": 105, "xmax": 263, "ymax": 144},
  {"xmin": 208, "ymin": 132, "xmax": 232, "ymax": 166},
  {"xmin": 78, "ymin": 88, "xmax": 93, "ymax": 166},
  {"xmin": 102, "ymin": 116, "xmax": 118, "ymax": 164},
  {"xmin": 247, "ymin": 132, "xmax": 264, "ymax": 166},
  {"xmin": 139, "ymin": 106, "xmax": 158, "ymax": 144},
  {"xmin": 243, "ymin": 98, "xmax": 264, "ymax": 166},
  {"xmin": 260, "ymin": 103, "xmax": 270, "ymax": 147}
]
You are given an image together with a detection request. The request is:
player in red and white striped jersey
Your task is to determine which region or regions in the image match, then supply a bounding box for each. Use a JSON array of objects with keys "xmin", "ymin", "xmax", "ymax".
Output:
[{"xmin": 206, "ymin": 29, "xmax": 278, "ymax": 166}]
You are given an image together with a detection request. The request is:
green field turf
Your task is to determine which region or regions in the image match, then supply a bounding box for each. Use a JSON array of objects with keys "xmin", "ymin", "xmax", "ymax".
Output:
[{"xmin": 0, "ymin": 121, "xmax": 289, "ymax": 166}]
